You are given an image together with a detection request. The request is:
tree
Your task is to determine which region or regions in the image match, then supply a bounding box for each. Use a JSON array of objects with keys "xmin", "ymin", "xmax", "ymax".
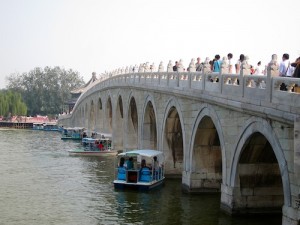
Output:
[
  {"xmin": 6, "ymin": 66, "xmax": 84, "ymax": 116},
  {"xmin": 0, "ymin": 90, "xmax": 27, "ymax": 117}
]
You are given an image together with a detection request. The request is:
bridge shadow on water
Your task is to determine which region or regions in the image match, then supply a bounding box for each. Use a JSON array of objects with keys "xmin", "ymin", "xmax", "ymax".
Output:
[{"xmin": 111, "ymin": 178, "xmax": 281, "ymax": 225}]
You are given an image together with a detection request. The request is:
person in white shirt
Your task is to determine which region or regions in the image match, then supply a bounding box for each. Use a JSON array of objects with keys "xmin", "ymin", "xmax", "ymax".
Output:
[
  {"xmin": 254, "ymin": 61, "xmax": 264, "ymax": 75},
  {"xmin": 235, "ymin": 54, "xmax": 245, "ymax": 74},
  {"xmin": 279, "ymin": 53, "xmax": 293, "ymax": 77},
  {"xmin": 227, "ymin": 53, "xmax": 234, "ymax": 74}
]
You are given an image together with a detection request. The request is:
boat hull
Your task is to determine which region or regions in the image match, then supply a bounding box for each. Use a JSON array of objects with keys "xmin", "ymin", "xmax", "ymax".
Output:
[
  {"xmin": 68, "ymin": 150, "xmax": 117, "ymax": 156},
  {"xmin": 113, "ymin": 178, "xmax": 164, "ymax": 191},
  {"xmin": 61, "ymin": 137, "xmax": 81, "ymax": 140}
]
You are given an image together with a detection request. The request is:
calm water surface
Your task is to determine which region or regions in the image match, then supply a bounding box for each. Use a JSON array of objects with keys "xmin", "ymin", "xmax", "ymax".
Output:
[{"xmin": 0, "ymin": 130, "xmax": 281, "ymax": 225}]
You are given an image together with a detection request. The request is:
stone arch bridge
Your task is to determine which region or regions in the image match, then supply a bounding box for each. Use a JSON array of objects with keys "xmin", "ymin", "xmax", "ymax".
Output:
[{"xmin": 58, "ymin": 70, "xmax": 300, "ymax": 225}]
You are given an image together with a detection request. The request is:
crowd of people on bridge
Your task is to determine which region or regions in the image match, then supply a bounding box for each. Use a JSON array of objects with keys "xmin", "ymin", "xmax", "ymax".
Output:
[
  {"xmin": 170, "ymin": 53, "xmax": 300, "ymax": 78},
  {"xmin": 97, "ymin": 53, "xmax": 300, "ymax": 83}
]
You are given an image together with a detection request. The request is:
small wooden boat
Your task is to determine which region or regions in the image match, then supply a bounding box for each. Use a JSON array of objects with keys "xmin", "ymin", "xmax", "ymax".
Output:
[{"xmin": 113, "ymin": 149, "xmax": 165, "ymax": 191}]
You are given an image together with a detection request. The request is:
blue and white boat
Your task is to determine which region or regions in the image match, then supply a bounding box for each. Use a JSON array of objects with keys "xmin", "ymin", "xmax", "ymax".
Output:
[
  {"xmin": 113, "ymin": 149, "xmax": 165, "ymax": 191},
  {"xmin": 68, "ymin": 133, "xmax": 117, "ymax": 156},
  {"xmin": 43, "ymin": 122, "xmax": 59, "ymax": 131},
  {"xmin": 32, "ymin": 123, "xmax": 44, "ymax": 130},
  {"xmin": 61, "ymin": 127, "xmax": 85, "ymax": 140}
]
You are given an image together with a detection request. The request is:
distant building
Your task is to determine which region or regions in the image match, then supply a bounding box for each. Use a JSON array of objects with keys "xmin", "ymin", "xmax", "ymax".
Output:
[{"xmin": 64, "ymin": 72, "xmax": 98, "ymax": 114}]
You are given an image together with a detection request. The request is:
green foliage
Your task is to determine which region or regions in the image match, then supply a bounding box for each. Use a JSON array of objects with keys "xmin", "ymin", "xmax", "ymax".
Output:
[
  {"xmin": 0, "ymin": 90, "xmax": 27, "ymax": 117},
  {"xmin": 6, "ymin": 66, "xmax": 85, "ymax": 116}
]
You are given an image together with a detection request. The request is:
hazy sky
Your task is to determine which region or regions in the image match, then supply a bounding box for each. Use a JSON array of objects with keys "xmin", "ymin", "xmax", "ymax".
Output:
[{"xmin": 0, "ymin": 0, "xmax": 299, "ymax": 88}]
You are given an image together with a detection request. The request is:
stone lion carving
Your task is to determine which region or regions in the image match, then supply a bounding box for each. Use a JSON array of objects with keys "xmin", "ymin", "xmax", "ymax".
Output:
[
  {"xmin": 158, "ymin": 61, "xmax": 164, "ymax": 72},
  {"xmin": 267, "ymin": 54, "xmax": 279, "ymax": 76},
  {"xmin": 202, "ymin": 57, "xmax": 211, "ymax": 74},
  {"xmin": 150, "ymin": 63, "xmax": 156, "ymax": 72},
  {"xmin": 177, "ymin": 59, "xmax": 184, "ymax": 72},
  {"xmin": 221, "ymin": 56, "xmax": 229, "ymax": 74},
  {"xmin": 144, "ymin": 62, "xmax": 150, "ymax": 72},
  {"xmin": 188, "ymin": 58, "xmax": 196, "ymax": 72},
  {"xmin": 167, "ymin": 60, "xmax": 173, "ymax": 72},
  {"xmin": 241, "ymin": 55, "xmax": 251, "ymax": 75},
  {"xmin": 138, "ymin": 63, "xmax": 144, "ymax": 72}
]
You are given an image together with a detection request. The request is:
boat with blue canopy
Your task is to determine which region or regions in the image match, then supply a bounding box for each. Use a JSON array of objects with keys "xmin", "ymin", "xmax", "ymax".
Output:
[
  {"xmin": 61, "ymin": 127, "xmax": 85, "ymax": 140},
  {"xmin": 68, "ymin": 133, "xmax": 117, "ymax": 156},
  {"xmin": 113, "ymin": 149, "xmax": 165, "ymax": 191}
]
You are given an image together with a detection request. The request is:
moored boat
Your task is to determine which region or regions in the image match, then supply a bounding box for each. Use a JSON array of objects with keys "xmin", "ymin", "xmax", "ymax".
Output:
[
  {"xmin": 32, "ymin": 123, "xmax": 44, "ymax": 130},
  {"xmin": 43, "ymin": 122, "xmax": 59, "ymax": 131},
  {"xmin": 113, "ymin": 149, "xmax": 165, "ymax": 191}
]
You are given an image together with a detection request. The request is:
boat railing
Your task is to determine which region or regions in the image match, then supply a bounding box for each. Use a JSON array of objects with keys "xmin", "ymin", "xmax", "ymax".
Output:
[{"xmin": 116, "ymin": 166, "xmax": 164, "ymax": 183}]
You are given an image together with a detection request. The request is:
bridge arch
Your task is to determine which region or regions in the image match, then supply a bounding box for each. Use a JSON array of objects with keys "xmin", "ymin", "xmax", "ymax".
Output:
[
  {"xmin": 161, "ymin": 97, "xmax": 185, "ymax": 176},
  {"xmin": 187, "ymin": 104, "xmax": 226, "ymax": 192},
  {"xmin": 229, "ymin": 117, "xmax": 291, "ymax": 213},
  {"xmin": 141, "ymin": 94, "xmax": 158, "ymax": 150},
  {"xmin": 125, "ymin": 92, "xmax": 139, "ymax": 150}
]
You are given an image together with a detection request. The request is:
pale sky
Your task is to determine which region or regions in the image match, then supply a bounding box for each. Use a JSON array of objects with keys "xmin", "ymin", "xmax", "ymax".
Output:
[{"xmin": 0, "ymin": 0, "xmax": 299, "ymax": 89}]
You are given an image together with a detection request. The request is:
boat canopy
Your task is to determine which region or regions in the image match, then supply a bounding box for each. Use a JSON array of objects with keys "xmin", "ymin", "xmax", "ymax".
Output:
[
  {"xmin": 64, "ymin": 127, "xmax": 85, "ymax": 131},
  {"xmin": 118, "ymin": 149, "xmax": 163, "ymax": 158}
]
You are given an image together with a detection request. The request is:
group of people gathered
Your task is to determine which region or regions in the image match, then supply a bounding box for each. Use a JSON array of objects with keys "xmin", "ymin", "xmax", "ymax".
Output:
[{"xmin": 171, "ymin": 53, "xmax": 300, "ymax": 78}]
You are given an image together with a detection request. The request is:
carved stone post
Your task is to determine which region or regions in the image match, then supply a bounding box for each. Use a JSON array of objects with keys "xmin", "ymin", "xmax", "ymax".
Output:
[
  {"xmin": 188, "ymin": 58, "xmax": 196, "ymax": 72},
  {"xmin": 266, "ymin": 54, "xmax": 279, "ymax": 102},
  {"xmin": 158, "ymin": 61, "xmax": 164, "ymax": 72},
  {"xmin": 202, "ymin": 57, "xmax": 211, "ymax": 91},
  {"xmin": 150, "ymin": 63, "xmax": 156, "ymax": 73},
  {"xmin": 167, "ymin": 60, "xmax": 173, "ymax": 72},
  {"xmin": 241, "ymin": 55, "xmax": 251, "ymax": 75},
  {"xmin": 221, "ymin": 56, "xmax": 229, "ymax": 74},
  {"xmin": 177, "ymin": 59, "xmax": 184, "ymax": 72},
  {"xmin": 144, "ymin": 62, "xmax": 150, "ymax": 72},
  {"xmin": 202, "ymin": 57, "xmax": 211, "ymax": 74}
]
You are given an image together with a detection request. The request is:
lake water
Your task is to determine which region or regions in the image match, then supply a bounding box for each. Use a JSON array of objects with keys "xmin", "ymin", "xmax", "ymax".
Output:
[{"xmin": 0, "ymin": 129, "xmax": 282, "ymax": 225}]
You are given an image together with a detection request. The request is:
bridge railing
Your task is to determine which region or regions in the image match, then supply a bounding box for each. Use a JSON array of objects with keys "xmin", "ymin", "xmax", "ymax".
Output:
[{"xmin": 68, "ymin": 71, "xmax": 300, "ymax": 122}]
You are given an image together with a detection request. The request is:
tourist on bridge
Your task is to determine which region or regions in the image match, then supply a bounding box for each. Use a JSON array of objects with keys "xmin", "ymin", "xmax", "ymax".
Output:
[
  {"xmin": 279, "ymin": 53, "xmax": 293, "ymax": 77},
  {"xmin": 213, "ymin": 55, "xmax": 221, "ymax": 73},
  {"xmin": 235, "ymin": 54, "xmax": 245, "ymax": 74},
  {"xmin": 291, "ymin": 57, "xmax": 300, "ymax": 78},
  {"xmin": 195, "ymin": 57, "xmax": 203, "ymax": 72},
  {"xmin": 173, "ymin": 61, "xmax": 178, "ymax": 71},
  {"xmin": 227, "ymin": 53, "xmax": 234, "ymax": 74},
  {"xmin": 254, "ymin": 61, "xmax": 264, "ymax": 75}
]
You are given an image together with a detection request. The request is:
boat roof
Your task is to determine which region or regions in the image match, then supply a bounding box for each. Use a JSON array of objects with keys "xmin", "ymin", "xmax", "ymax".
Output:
[
  {"xmin": 118, "ymin": 149, "xmax": 163, "ymax": 158},
  {"xmin": 64, "ymin": 127, "xmax": 85, "ymax": 131},
  {"xmin": 82, "ymin": 137, "xmax": 111, "ymax": 142}
]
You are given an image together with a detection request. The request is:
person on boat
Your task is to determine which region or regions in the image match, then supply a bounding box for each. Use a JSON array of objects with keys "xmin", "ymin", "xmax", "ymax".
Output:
[
  {"xmin": 119, "ymin": 157, "xmax": 125, "ymax": 167},
  {"xmin": 98, "ymin": 142, "xmax": 104, "ymax": 151},
  {"xmin": 153, "ymin": 156, "xmax": 161, "ymax": 180},
  {"xmin": 141, "ymin": 159, "xmax": 151, "ymax": 169},
  {"xmin": 82, "ymin": 132, "xmax": 87, "ymax": 138},
  {"xmin": 153, "ymin": 156, "xmax": 159, "ymax": 171},
  {"xmin": 125, "ymin": 157, "xmax": 134, "ymax": 170}
]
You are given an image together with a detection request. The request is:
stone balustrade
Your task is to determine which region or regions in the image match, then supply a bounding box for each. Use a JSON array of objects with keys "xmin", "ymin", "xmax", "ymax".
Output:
[
  {"xmin": 66, "ymin": 69, "xmax": 300, "ymax": 124},
  {"xmin": 60, "ymin": 54, "xmax": 299, "ymax": 122}
]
